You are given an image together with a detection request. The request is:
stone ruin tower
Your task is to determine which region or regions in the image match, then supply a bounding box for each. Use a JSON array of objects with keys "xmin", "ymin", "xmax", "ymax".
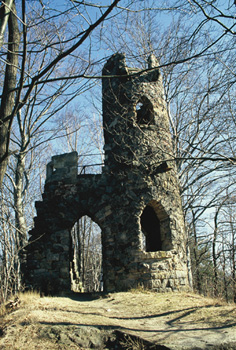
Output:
[{"xmin": 25, "ymin": 53, "xmax": 191, "ymax": 294}]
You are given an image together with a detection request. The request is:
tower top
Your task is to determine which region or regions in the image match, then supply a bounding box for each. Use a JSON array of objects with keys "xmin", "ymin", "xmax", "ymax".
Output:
[
  {"xmin": 102, "ymin": 52, "xmax": 171, "ymax": 172},
  {"xmin": 102, "ymin": 52, "xmax": 160, "ymax": 82}
]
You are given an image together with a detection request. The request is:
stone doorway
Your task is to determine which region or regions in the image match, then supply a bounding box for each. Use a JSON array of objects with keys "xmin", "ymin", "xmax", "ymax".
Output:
[
  {"xmin": 70, "ymin": 216, "xmax": 103, "ymax": 293},
  {"xmin": 140, "ymin": 200, "xmax": 172, "ymax": 253}
]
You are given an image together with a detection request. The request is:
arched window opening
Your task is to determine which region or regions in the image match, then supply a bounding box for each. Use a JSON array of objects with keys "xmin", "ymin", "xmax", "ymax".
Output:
[
  {"xmin": 140, "ymin": 205, "xmax": 162, "ymax": 252},
  {"xmin": 70, "ymin": 215, "xmax": 103, "ymax": 293},
  {"xmin": 136, "ymin": 96, "xmax": 154, "ymax": 125}
]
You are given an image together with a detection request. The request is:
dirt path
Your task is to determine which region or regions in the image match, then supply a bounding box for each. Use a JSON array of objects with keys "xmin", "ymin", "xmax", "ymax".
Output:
[{"xmin": 0, "ymin": 291, "xmax": 236, "ymax": 349}]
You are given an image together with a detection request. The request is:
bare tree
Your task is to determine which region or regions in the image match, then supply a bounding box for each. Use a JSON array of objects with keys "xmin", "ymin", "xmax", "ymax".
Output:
[
  {"xmin": 0, "ymin": 0, "xmax": 123, "ymax": 297},
  {"xmin": 0, "ymin": 0, "xmax": 122, "ymax": 186},
  {"xmin": 0, "ymin": 0, "xmax": 19, "ymax": 185},
  {"xmin": 216, "ymin": 196, "xmax": 236, "ymax": 301}
]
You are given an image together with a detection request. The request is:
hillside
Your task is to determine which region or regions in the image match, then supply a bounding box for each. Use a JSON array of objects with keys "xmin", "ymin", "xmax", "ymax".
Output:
[{"xmin": 0, "ymin": 291, "xmax": 236, "ymax": 350}]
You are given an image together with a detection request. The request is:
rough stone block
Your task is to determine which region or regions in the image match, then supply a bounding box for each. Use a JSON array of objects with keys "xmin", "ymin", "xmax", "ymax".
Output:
[
  {"xmin": 60, "ymin": 267, "xmax": 69, "ymax": 278},
  {"xmin": 51, "ymin": 244, "xmax": 64, "ymax": 253}
]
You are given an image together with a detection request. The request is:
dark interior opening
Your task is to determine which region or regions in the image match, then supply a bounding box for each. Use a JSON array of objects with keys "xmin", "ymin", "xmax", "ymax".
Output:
[
  {"xmin": 136, "ymin": 97, "xmax": 154, "ymax": 125},
  {"xmin": 141, "ymin": 205, "xmax": 162, "ymax": 252}
]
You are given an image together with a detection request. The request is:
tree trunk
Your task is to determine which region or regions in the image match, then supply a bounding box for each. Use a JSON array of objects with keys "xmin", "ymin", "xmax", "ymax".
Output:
[
  {"xmin": 0, "ymin": 2, "xmax": 20, "ymax": 186},
  {"xmin": 191, "ymin": 211, "xmax": 202, "ymax": 293},
  {"xmin": 221, "ymin": 241, "xmax": 229, "ymax": 302},
  {"xmin": 212, "ymin": 209, "xmax": 219, "ymax": 297},
  {"xmin": 0, "ymin": 0, "xmax": 14, "ymax": 48},
  {"xmin": 230, "ymin": 219, "xmax": 236, "ymax": 303},
  {"xmin": 13, "ymin": 148, "xmax": 28, "ymax": 289},
  {"xmin": 14, "ymin": 151, "xmax": 27, "ymax": 247}
]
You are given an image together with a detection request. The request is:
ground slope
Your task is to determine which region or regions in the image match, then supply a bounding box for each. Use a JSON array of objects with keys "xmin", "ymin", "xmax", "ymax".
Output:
[{"xmin": 0, "ymin": 291, "xmax": 236, "ymax": 349}]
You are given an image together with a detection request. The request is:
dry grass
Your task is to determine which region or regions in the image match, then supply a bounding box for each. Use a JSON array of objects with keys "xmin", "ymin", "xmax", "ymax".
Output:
[
  {"xmin": 0, "ymin": 290, "xmax": 235, "ymax": 349},
  {"xmin": 120, "ymin": 334, "xmax": 147, "ymax": 350}
]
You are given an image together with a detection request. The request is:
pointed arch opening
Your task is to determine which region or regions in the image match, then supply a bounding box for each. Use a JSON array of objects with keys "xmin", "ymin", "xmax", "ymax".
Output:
[
  {"xmin": 70, "ymin": 215, "xmax": 103, "ymax": 293},
  {"xmin": 140, "ymin": 201, "xmax": 172, "ymax": 252},
  {"xmin": 136, "ymin": 96, "xmax": 155, "ymax": 125}
]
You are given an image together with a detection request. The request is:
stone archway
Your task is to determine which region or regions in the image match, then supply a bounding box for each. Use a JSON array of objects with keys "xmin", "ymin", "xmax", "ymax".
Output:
[
  {"xmin": 140, "ymin": 200, "xmax": 172, "ymax": 253},
  {"xmin": 70, "ymin": 215, "xmax": 103, "ymax": 293}
]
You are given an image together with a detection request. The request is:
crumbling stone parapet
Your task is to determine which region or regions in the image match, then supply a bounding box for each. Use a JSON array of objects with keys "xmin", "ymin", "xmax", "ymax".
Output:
[{"xmin": 46, "ymin": 151, "xmax": 78, "ymax": 183}]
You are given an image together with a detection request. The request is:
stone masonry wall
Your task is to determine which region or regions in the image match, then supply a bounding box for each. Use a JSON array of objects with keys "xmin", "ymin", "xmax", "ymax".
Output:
[{"xmin": 25, "ymin": 53, "xmax": 191, "ymax": 294}]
